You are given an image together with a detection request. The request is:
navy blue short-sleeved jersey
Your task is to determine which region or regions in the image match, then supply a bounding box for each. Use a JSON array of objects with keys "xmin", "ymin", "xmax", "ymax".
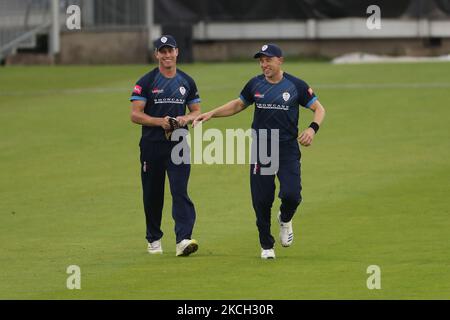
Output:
[
  {"xmin": 239, "ymin": 73, "xmax": 317, "ymax": 142},
  {"xmin": 130, "ymin": 67, "xmax": 201, "ymax": 142}
]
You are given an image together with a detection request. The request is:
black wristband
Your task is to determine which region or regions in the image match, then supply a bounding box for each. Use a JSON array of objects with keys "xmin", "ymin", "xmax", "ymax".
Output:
[{"xmin": 309, "ymin": 122, "xmax": 320, "ymax": 133}]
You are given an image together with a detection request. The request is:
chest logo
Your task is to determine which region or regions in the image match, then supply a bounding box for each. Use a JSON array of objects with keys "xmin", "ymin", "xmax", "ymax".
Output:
[
  {"xmin": 179, "ymin": 86, "xmax": 186, "ymax": 95},
  {"xmin": 282, "ymin": 92, "xmax": 290, "ymax": 102},
  {"xmin": 152, "ymin": 88, "xmax": 164, "ymax": 94},
  {"xmin": 254, "ymin": 92, "xmax": 265, "ymax": 99}
]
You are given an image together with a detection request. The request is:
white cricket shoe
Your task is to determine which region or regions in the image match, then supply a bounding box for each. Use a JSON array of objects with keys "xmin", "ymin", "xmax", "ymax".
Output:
[
  {"xmin": 176, "ymin": 239, "xmax": 198, "ymax": 257},
  {"xmin": 261, "ymin": 248, "xmax": 276, "ymax": 259},
  {"xmin": 147, "ymin": 240, "xmax": 163, "ymax": 254},
  {"xmin": 278, "ymin": 212, "xmax": 294, "ymax": 247}
]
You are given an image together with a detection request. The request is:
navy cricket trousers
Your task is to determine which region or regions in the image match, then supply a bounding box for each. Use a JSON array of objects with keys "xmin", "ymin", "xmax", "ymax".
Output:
[
  {"xmin": 250, "ymin": 140, "xmax": 302, "ymax": 249},
  {"xmin": 140, "ymin": 140, "xmax": 196, "ymax": 244}
]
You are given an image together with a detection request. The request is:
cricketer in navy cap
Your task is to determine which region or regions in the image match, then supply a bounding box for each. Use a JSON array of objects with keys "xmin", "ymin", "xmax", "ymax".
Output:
[
  {"xmin": 253, "ymin": 43, "xmax": 283, "ymax": 58},
  {"xmin": 154, "ymin": 35, "xmax": 177, "ymax": 51},
  {"xmin": 192, "ymin": 41, "xmax": 327, "ymax": 259}
]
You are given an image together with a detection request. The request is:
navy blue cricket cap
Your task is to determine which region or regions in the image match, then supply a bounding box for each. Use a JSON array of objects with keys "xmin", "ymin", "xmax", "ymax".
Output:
[
  {"xmin": 253, "ymin": 43, "xmax": 283, "ymax": 58},
  {"xmin": 154, "ymin": 35, "xmax": 177, "ymax": 51}
]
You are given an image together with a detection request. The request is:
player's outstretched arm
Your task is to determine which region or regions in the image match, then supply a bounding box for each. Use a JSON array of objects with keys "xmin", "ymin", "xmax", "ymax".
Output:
[
  {"xmin": 176, "ymin": 103, "xmax": 201, "ymax": 127},
  {"xmin": 193, "ymin": 98, "xmax": 246, "ymax": 127},
  {"xmin": 298, "ymin": 100, "xmax": 326, "ymax": 147}
]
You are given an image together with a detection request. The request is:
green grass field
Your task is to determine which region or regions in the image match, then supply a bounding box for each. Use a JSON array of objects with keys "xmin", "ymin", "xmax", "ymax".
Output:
[{"xmin": 1, "ymin": 61, "xmax": 449, "ymax": 299}]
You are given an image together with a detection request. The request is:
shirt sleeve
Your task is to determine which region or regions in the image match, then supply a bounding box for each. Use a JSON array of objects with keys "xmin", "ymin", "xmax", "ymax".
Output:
[
  {"xmin": 186, "ymin": 78, "xmax": 201, "ymax": 105},
  {"xmin": 239, "ymin": 78, "xmax": 255, "ymax": 106},
  {"xmin": 297, "ymin": 80, "xmax": 317, "ymax": 108},
  {"xmin": 130, "ymin": 76, "xmax": 149, "ymax": 102}
]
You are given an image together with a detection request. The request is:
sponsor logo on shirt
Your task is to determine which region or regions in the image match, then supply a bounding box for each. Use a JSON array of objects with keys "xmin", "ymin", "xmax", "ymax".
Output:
[
  {"xmin": 254, "ymin": 92, "xmax": 265, "ymax": 98},
  {"xmin": 152, "ymin": 88, "xmax": 164, "ymax": 94},
  {"xmin": 133, "ymin": 85, "xmax": 142, "ymax": 94},
  {"xmin": 255, "ymin": 103, "xmax": 289, "ymax": 111},
  {"xmin": 154, "ymin": 98, "xmax": 185, "ymax": 105}
]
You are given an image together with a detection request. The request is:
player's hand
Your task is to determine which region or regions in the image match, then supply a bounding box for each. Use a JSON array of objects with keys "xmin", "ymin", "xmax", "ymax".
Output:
[
  {"xmin": 192, "ymin": 112, "xmax": 213, "ymax": 127},
  {"xmin": 160, "ymin": 116, "xmax": 172, "ymax": 130},
  {"xmin": 298, "ymin": 128, "xmax": 315, "ymax": 147},
  {"xmin": 176, "ymin": 115, "xmax": 190, "ymax": 127}
]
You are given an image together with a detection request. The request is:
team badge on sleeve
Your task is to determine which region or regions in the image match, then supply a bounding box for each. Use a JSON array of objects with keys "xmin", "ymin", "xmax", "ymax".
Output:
[{"xmin": 133, "ymin": 85, "xmax": 142, "ymax": 94}]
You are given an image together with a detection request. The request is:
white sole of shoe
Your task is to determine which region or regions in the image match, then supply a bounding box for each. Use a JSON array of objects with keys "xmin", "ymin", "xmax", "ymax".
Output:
[
  {"xmin": 281, "ymin": 237, "xmax": 293, "ymax": 247},
  {"xmin": 176, "ymin": 240, "xmax": 198, "ymax": 257}
]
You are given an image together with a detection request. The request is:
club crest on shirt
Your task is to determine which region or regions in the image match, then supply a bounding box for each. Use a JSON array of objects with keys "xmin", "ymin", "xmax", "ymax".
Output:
[
  {"xmin": 282, "ymin": 92, "xmax": 290, "ymax": 101},
  {"xmin": 179, "ymin": 86, "xmax": 186, "ymax": 95}
]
